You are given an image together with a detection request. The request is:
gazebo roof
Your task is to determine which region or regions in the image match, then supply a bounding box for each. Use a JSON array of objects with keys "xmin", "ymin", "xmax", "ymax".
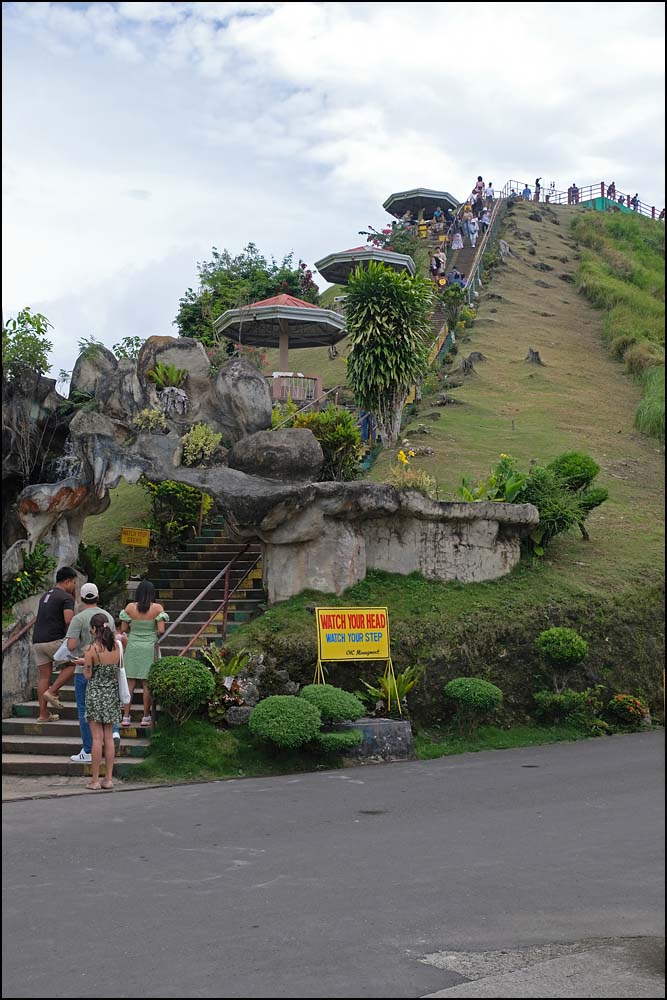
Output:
[
  {"xmin": 213, "ymin": 293, "xmax": 346, "ymax": 348},
  {"xmin": 383, "ymin": 187, "xmax": 459, "ymax": 219},
  {"xmin": 314, "ymin": 246, "xmax": 416, "ymax": 285}
]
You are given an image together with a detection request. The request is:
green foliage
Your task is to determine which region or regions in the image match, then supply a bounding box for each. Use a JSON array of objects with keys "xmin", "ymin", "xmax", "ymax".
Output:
[
  {"xmin": 345, "ymin": 261, "xmax": 434, "ymax": 444},
  {"xmin": 459, "ymin": 305, "xmax": 477, "ymax": 328},
  {"xmin": 533, "ymin": 686, "xmax": 604, "ymax": 724},
  {"xmin": 519, "ymin": 466, "xmax": 585, "ymax": 553},
  {"xmin": 386, "ymin": 464, "xmax": 438, "ymax": 499},
  {"xmin": 174, "ymin": 244, "xmax": 319, "ymax": 346},
  {"xmin": 546, "ymin": 452, "xmax": 599, "ymax": 491},
  {"xmin": 271, "ymin": 396, "xmax": 299, "ymax": 428},
  {"xmin": 634, "ymin": 365, "xmax": 665, "ymax": 441},
  {"xmin": 76, "ymin": 543, "xmax": 129, "ymax": 608},
  {"xmin": 536, "ymin": 626, "xmax": 588, "ymax": 692},
  {"xmin": 57, "ymin": 389, "xmax": 99, "ymax": 417},
  {"xmin": 200, "ymin": 648, "xmax": 252, "ymax": 725},
  {"xmin": 2, "ymin": 308, "xmax": 53, "ymax": 381},
  {"xmin": 181, "ymin": 422, "xmax": 223, "ymax": 467},
  {"xmin": 234, "ymin": 343, "xmax": 267, "ymax": 370},
  {"xmin": 293, "ymin": 405, "xmax": 362, "ymax": 481},
  {"xmin": 607, "ymin": 693, "xmax": 649, "ymax": 729},
  {"xmin": 443, "ymin": 677, "xmax": 503, "ymax": 733},
  {"xmin": 624, "ymin": 341, "xmax": 664, "ymax": 376},
  {"xmin": 299, "ymin": 684, "xmax": 365, "ymax": 724},
  {"xmin": 77, "ymin": 335, "xmax": 105, "ymax": 359},
  {"xmin": 1, "ymin": 542, "xmax": 55, "ymax": 609},
  {"xmin": 438, "ymin": 284, "xmax": 467, "ymax": 329},
  {"xmin": 112, "ymin": 335, "xmax": 144, "ymax": 360},
  {"xmin": 142, "ymin": 479, "xmax": 213, "ymax": 547},
  {"xmin": 457, "ymin": 453, "xmax": 527, "ymax": 502},
  {"xmin": 147, "ymin": 361, "xmax": 188, "ymax": 390},
  {"xmin": 148, "ymin": 656, "xmax": 215, "ymax": 726},
  {"xmin": 133, "ymin": 408, "xmax": 167, "ymax": 434},
  {"xmin": 248, "ymin": 695, "xmax": 322, "ymax": 749},
  {"xmin": 360, "ymin": 665, "xmax": 423, "ymax": 714},
  {"xmin": 315, "ymin": 729, "xmax": 363, "ymax": 753}
]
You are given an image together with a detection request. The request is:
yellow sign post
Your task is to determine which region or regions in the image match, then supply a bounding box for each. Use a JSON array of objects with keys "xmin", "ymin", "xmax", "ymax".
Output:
[
  {"xmin": 120, "ymin": 527, "xmax": 151, "ymax": 576},
  {"xmin": 314, "ymin": 606, "xmax": 401, "ymax": 713}
]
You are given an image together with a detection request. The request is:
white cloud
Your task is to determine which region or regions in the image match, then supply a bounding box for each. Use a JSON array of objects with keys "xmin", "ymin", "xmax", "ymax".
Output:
[{"xmin": 2, "ymin": 0, "xmax": 665, "ymax": 379}]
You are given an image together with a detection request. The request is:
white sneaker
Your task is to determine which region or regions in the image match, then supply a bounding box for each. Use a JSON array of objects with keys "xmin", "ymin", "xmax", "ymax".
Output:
[
  {"xmin": 113, "ymin": 731, "xmax": 120, "ymax": 742},
  {"xmin": 71, "ymin": 749, "xmax": 92, "ymax": 762}
]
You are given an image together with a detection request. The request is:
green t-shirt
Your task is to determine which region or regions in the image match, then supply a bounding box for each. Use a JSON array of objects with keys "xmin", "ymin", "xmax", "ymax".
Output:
[{"xmin": 66, "ymin": 606, "xmax": 115, "ymax": 674}]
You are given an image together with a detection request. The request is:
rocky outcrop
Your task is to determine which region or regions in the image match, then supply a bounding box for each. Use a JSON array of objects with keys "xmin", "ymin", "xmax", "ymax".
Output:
[
  {"xmin": 214, "ymin": 359, "xmax": 273, "ymax": 443},
  {"xmin": 70, "ymin": 345, "xmax": 118, "ymax": 396},
  {"xmin": 228, "ymin": 429, "xmax": 324, "ymax": 482}
]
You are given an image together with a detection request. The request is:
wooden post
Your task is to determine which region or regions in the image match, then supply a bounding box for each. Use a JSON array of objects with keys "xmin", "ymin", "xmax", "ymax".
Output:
[
  {"xmin": 279, "ymin": 318, "xmax": 289, "ymax": 371},
  {"xmin": 652, "ymin": 206, "xmax": 656, "ymax": 219},
  {"xmin": 601, "ymin": 181, "xmax": 605, "ymax": 199},
  {"xmin": 197, "ymin": 492, "xmax": 205, "ymax": 536}
]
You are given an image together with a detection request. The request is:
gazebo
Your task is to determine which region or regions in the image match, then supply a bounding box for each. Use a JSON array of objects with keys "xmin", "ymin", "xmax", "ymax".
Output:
[
  {"xmin": 214, "ymin": 293, "xmax": 347, "ymax": 403},
  {"xmin": 314, "ymin": 245, "xmax": 416, "ymax": 285},
  {"xmin": 383, "ymin": 187, "xmax": 459, "ymax": 221}
]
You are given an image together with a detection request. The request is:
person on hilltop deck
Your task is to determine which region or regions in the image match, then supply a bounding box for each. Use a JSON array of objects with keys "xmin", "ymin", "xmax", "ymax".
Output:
[
  {"xmin": 534, "ymin": 178, "xmax": 542, "ymax": 201},
  {"xmin": 119, "ymin": 580, "xmax": 169, "ymax": 728},
  {"xmin": 572, "ymin": 184, "xmax": 579, "ymax": 204},
  {"xmin": 631, "ymin": 193, "xmax": 639, "ymax": 211},
  {"xmin": 522, "ymin": 184, "xmax": 532, "ymax": 200},
  {"xmin": 618, "ymin": 194, "xmax": 625, "ymax": 206},
  {"xmin": 607, "ymin": 181, "xmax": 616, "ymax": 201},
  {"xmin": 32, "ymin": 566, "xmax": 77, "ymax": 721},
  {"xmin": 659, "ymin": 208, "xmax": 665, "ymax": 222},
  {"xmin": 83, "ymin": 614, "xmax": 121, "ymax": 791},
  {"xmin": 473, "ymin": 175, "xmax": 485, "ymax": 198}
]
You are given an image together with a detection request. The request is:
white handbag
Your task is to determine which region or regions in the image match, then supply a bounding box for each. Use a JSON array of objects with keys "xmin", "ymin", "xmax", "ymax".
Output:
[
  {"xmin": 116, "ymin": 639, "xmax": 131, "ymax": 705},
  {"xmin": 53, "ymin": 638, "xmax": 75, "ymax": 663}
]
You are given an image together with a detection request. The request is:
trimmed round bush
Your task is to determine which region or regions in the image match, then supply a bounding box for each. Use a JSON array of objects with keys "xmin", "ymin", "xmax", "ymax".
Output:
[
  {"xmin": 249, "ymin": 695, "xmax": 321, "ymax": 750},
  {"xmin": 299, "ymin": 684, "xmax": 365, "ymax": 724},
  {"xmin": 315, "ymin": 730, "xmax": 363, "ymax": 753},
  {"xmin": 535, "ymin": 627, "xmax": 588, "ymax": 666},
  {"xmin": 148, "ymin": 656, "xmax": 215, "ymax": 725},
  {"xmin": 547, "ymin": 452, "xmax": 599, "ymax": 492},
  {"xmin": 444, "ymin": 677, "xmax": 503, "ymax": 733}
]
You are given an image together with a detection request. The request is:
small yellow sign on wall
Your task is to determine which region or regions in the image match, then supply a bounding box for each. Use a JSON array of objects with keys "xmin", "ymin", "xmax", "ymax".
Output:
[
  {"xmin": 315, "ymin": 606, "xmax": 390, "ymax": 662},
  {"xmin": 120, "ymin": 526, "xmax": 151, "ymax": 548}
]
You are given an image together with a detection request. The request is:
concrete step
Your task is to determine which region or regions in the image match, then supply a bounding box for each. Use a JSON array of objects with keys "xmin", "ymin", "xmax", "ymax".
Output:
[
  {"xmin": 31, "ymin": 686, "xmax": 145, "ymax": 705},
  {"xmin": 2, "ymin": 735, "xmax": 150, "ymax": 757},
  {"xmin": 156, "ymin": 586, "xmax": 263, "ymax": 601},
  {"xmin": 2, "ymin": 717, "xmax": 151, "ymax": 738},
  {"xmin": 2, "ymin": 753, "xmax": 144, "ymax": 777},
  {"xmin": 13, "ymin": 701, "xmax": 147, "ymax": 721},
  {"xmin": 153, "ymin": 563, "xmax": 260, "ymax": 578},
  {"xmin": 164, "ymin": 592, "xmax": 263, "ymax": 612}
]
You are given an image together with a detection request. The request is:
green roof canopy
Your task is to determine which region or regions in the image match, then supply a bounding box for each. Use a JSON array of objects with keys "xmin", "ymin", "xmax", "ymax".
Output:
[{"xmin": 383, "ymin": 188, "xmax": 459, "ymax": 219}]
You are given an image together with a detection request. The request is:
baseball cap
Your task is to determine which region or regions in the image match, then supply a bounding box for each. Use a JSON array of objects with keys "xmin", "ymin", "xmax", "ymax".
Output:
[{"xmin": 80, "ymin": 583, "xmax": 99, "ymax": 601}]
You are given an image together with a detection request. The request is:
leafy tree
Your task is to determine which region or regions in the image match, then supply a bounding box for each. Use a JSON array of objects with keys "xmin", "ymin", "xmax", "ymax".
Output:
[
  {"xmin": 2, "ymin": 308, "xmax": 53, "ymax": 382},
  {"xmin": 345, "ymin": 261, "xmax": 434, "ymax": 445},
  {"xmin": 174, "ymin": 244, "xmax": 319, "ymax": 346},
  {"xmin": 112, "ymin": 335, "xmax": 144, "ymax": 360}
]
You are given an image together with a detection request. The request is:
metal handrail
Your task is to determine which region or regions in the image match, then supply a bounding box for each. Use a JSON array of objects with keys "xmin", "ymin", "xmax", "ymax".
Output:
[
  {"xmin": 271, "ymin": 383, "xmax": 347, "ymax": 430},
  {"xmin": 154, "ymin": 543, "xmax": 251, "ymax": 658},
  {"xmin": 464, "ymin": 198, "xmax": 505, "ymax": 303},
  {"xmin": 2, "ymin": 615, "xmax": 37, "ymax": 654},
  {"xmin": 177, "ymin": 551, "xmax": 263, "ymax": 655},
  {"xmin": 499, "ymin": 179, "xmax": 661, "ymax": 219}
]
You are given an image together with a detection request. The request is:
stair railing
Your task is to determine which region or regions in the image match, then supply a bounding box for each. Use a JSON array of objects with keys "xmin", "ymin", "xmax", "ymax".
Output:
[
  {"xmin": 154, "ymin": 542, "xmax": 252, "ymax": 660},
  {"xmin": 177, "ymin": 550, "xmax": 263, "ymax": 655},
  {"xmin": 271, "ymin": 383, "xmax": 347, "ymax": 430},
  {"xmin": 464, "ymin": 197, "xmax": 505, "ymax": 304},
  {"xmin": 2, "ymin": 616, "xmax": 37, "ymax": 654},
  {"xmin": 499, "ymin": 179, "xmax": 660, "ymax": 219}
]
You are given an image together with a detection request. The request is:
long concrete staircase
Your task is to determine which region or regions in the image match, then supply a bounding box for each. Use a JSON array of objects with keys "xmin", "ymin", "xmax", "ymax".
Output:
[{"xmin": 2, "ymin": 518, "xmax": 265, "ymax": 777}]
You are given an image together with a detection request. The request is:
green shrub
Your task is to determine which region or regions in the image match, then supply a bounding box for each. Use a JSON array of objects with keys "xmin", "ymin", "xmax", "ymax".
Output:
[
  {"xmin": 519, "ymin": 466, "xmax": 584, "ymax": 552},
  {"xmin": 113, "ymin": 336, "xmax": 144, "ymax": 360},
  {"xmin": 1, "ymin": 541, "xmax": 55, "ymax": 609},
  {"xmin": 299, "ymin": 684, "xmax": 365, "ymax": 724},
  {"xmin": 533, "ymin": 687, "xmax": 603, "ymax": 724},
  {"xmin": 624, "ymin": 341, "xmax": 664, "ymax": 377},
  {"xmin": 181, "ymin": 422, "xmax": 223, "ymax": 467},
  {"xmin": 315, "ymin": 730, "xmax": 363, "ymax": 753},
  {"xmin": 133, "ymin": 408, "xmax": 167, "ymax": 433},
  {"xmin": 248, "ymin": 695, "xmax": 322, "ymax": 749},
  {"xmin": 77, "ymin": 543, "xmax": 128, "ymax": 609},
  {"xmin": 142, "ymin": 479, "xmax": 213, "ymax": 547},
  {"xmin": 610, "ymin": 334, "xmax": 637, "ymax": 360},
  {"xmin": 148, "ymin": 656, "xmax": 215, "ymax": 725},
  {"xmin": 635, "ymin": 365, "xmax": 665, "ymax": 441},
  {"xmin": 536, "ymin": 627, "xmax": 588, "ymax": 692},
  {"xmin": 2, "ymin": 308, "xmax": 53, "ymax": 381},
  {"xmin": 547, "ymin": 452, "xmax": 599, "ymax": 492},
  {"xmin": 444, "ymin": 677, "xmax": 503, "ymax": 734},
  {"xmin": 459, "ymin": 305, "xmax": 477, "ymax": 328},
  {"xmin": 458, "ymin": 453, "xmax": 527, "ymax": 502},
  {"xmin": 360, "ymin": 665, "xmax": 423, "ymax": 714},
  {"xmin": 147, "ymin": 361, "xmax": 187, "ymax": 390},
  {"xmin": 607, "ymin": 693, "xmax": 649, "ymax": 729},
  {"xmin": 386, "ymin": 464, "xmax": 438, "ymax": 499},
  {"xmin": 271, "ymin": 396, "xmax": 299, "ymax": 428},
  {"xmin": 293, "ymin": 405, "xmax": 362, "ymax": 482}
]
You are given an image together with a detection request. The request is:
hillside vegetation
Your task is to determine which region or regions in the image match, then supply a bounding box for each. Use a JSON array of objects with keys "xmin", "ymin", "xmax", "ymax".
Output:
[{"xmin": 571, "ymin": 210, "xmax": 664, "ymax": 440}]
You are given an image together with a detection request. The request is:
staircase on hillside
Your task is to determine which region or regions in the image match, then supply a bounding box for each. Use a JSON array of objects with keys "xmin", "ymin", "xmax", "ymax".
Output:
[
  {"xmin": 2, "ymin": 684, "xmax": 149, "ymax": 777},
  {"xmin": 149, "ymin": 515, "xmax": 264, "ymax": 656}
]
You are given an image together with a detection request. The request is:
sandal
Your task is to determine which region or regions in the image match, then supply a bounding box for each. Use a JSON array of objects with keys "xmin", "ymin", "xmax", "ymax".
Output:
[
  {"xmin": 140, "ymin": 716, "xmax": 152, "ymax": 727},
  {"xmin": 85, "ymin": 782, "xmax": 101, "ymax": 790},
  {"xmin": 44, "ymin": 690, "xmax": 64, "ymax": 710},
  {"xmin": 101, "ymin": 781, "xmax": 113, "ymax": 790},
  {"xmin": 120, "ymin": 716, "xmax": 132, "ymax": 727}
]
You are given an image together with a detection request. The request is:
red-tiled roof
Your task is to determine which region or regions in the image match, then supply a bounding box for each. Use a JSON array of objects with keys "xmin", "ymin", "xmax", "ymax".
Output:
[{"xmin": 246, "ymin": 293, "xmax": 319, "ymax": 310}]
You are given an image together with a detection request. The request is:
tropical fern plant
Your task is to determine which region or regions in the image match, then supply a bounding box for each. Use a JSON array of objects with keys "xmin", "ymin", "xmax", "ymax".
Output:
[{"xmin": 146, "ymin": 361, "xmax": 188, "ymax": 390}]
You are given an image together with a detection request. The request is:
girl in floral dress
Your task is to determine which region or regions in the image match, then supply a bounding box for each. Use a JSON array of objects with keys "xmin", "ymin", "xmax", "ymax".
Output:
[{"xmin": 84, "ymin": 614, "xmax": 121, "ymax": 790}]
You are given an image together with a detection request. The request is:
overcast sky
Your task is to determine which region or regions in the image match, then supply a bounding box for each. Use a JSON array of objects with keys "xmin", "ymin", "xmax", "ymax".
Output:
[{"xmin": 3, "ymin": 0, "xmax": 665, "ymax": 381}]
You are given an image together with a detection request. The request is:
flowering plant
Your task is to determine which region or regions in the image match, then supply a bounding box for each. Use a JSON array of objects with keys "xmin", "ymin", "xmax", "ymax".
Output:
[
  {"xmin": 2, "ymin": 542, "xmax": 56, "ymax": 611},
  {"xmin": 387, "ymin": 449, "xmax": 437, "ymax": 499},
  {"xmin": 607, "ymin": 693, "xmax": 649, "ymax": 729}
]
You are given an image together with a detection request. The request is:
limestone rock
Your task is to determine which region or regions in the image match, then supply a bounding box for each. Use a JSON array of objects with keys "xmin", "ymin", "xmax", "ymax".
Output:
[
  {"xmin": 224, "ymin": 706, "xmax": 254, "ymax": 727},
  {"xmin": 137, "ymin": 336, "xmax": 210, "ymax": 384},
  {"xmin": 96, "ymin": 358, "xmax": 146, "ymax": 421},
  {"xmin": 70, "ymin": 345, "xmax": 118, "ymax": 397},
  {"xmin": 228, "ymin": 428, "xmax": 324, "ymax": 482},
  {"xmin": 214, "ymin": 359, "xmax": 273, "ymax": 444}
]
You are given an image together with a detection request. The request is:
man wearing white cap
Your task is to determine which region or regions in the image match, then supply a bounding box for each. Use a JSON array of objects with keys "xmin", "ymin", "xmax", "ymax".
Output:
[{"xmin": 64, "ymin": 583, "xmax": 119, "ymax": 762}]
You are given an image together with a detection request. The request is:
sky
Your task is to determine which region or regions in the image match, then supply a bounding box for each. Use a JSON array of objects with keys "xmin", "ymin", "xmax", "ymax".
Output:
[{"xmin": 2, "ymin": 0, "xmax": 665, "ymax": 382}]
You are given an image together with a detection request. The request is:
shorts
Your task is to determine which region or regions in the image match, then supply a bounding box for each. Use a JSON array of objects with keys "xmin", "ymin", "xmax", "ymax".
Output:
[{"xmin": 32, "ymin": 639, "xmax": 65, "ymax": 668}]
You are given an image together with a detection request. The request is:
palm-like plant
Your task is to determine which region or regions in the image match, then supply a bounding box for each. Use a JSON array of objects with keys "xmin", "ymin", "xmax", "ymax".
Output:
[{"xmin": 345, "ymin": 261, "xmax": 433, "ymax": 445}]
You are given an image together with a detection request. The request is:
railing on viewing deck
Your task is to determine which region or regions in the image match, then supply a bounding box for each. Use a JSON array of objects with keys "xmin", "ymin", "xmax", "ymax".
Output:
[{"xmin": 499, "ymin": 180, "xmax": 661, "ymax": 220}]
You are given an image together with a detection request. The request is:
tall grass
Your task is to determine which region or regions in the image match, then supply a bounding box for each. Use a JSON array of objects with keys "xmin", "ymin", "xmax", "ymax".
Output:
[
  {"xmin": 635, "ymin": 366, "xmax": 665, "ymax": 441},
  {"xmin": 573, "ymin": 212, "xmax": 665, "ymax": 440}
]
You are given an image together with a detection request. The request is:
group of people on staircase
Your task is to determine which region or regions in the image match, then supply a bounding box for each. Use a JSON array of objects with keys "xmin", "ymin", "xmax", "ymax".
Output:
[
  {"xmin": 30, "ymin": 570, "xmax": 168, "ymax": 789},
  {"xmin": 427, "ymin": 174, "xmax": 494, "ymax": 286}
]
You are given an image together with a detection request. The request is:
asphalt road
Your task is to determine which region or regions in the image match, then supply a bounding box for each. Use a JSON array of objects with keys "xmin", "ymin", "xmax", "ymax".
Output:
[{"xmin": 2, "ymin": 733, "xmax": 664, "ymax": 999}]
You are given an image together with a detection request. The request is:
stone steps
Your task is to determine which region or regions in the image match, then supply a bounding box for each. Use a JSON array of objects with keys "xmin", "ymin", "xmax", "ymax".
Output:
[
  {"xmin": 2, "ymin": 734, "xmax": 150, "ymax": 756},
  {"xmin": 1, "ymin": 754, "xmax": 144, "ymax": 777}
]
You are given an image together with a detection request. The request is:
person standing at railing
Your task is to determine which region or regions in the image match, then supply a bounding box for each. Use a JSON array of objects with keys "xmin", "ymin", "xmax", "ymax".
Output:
[
  {"xmin": 548, "ymin": 180, "xmax": 556, "ymax": 203},
  {"xmin": 119, "ymin": 579, "xmax": 169, "ymax": 728},
  {"xmin": 534, "ymin": 178, "xmax": 542, "ymax": 202},
  {"xmin": 659, "ymin": 209, "xmax": 665, "ymax": 222},
  {"xmin": 607, "ymin": 181, "xmax": 616, "ymax": 201},
  {"xmin": 631, "ymin": 193, "xmax": 639, "ymax": 211},
  {"xmin": 522, "ymin": 184, "xmax": 532, "ymax": 201}
]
